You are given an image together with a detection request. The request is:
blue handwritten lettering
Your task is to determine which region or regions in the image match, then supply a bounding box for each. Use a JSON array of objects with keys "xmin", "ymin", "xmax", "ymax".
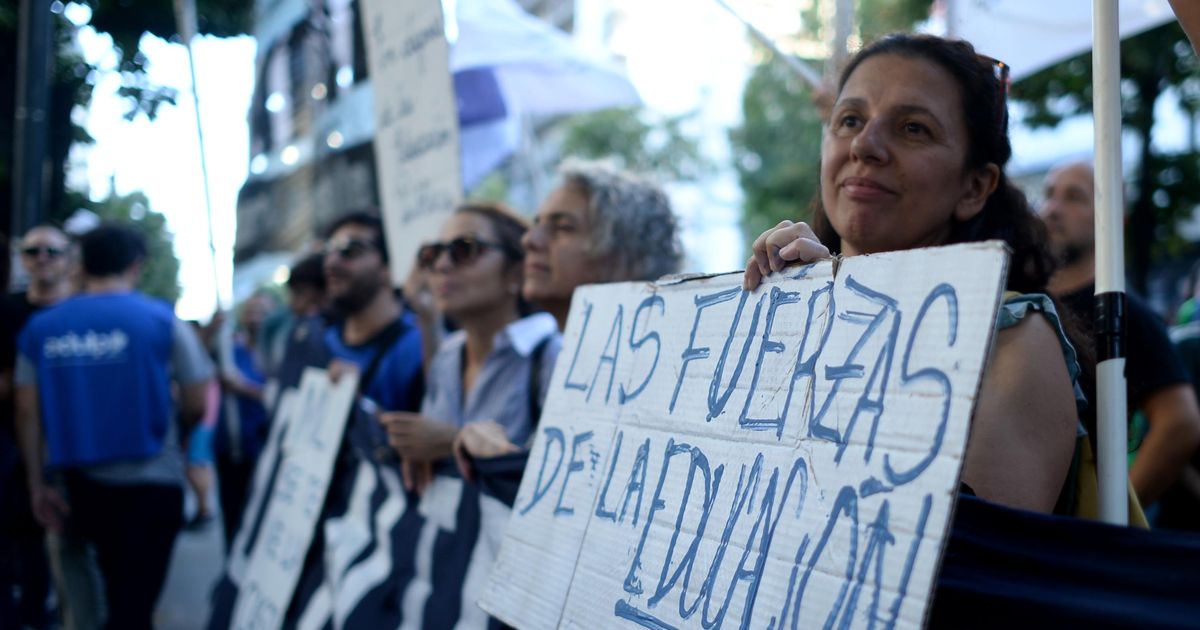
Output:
[
  {"xmin": 595, "ymin": 430, "xmax": 625, "ymax": 522},
  {"xmin": 620, "ymin": 438, "xmax": 653, "ymax": 526},
  {"xmin": 707, "ymin": 290, "xmax": 765, "ymax": 421},
  {"xmin": 739, "ymin": 286, "xmax": 804, "ymax": 435},
  {"xmin": 563, "ymin": 301, "xmax": 595, "ymax": 392},
  {"xmin": 587, "ymin": 307, "xmax": 624, "ymax": 404},
  {"xmin": 620, "ymin": 296, "xmax": 666, "ymax": 405},
  {"xmin": 885, "ymin": 284, "xmax": 957, "ymax": 486},
  {"xmin": 554, "ymin": 431, "xmax": 595, "ymax": 516},
  {"xmin": 670, "ymin": 288, "xmax": 740, "ymax": 414},
  {"xmin": 624, "ymin": 439, "xmax": 690, "ymax": 595},
  {"xmin": 518, "ymin": 428, "xmax": 566, "ymax": 515}
]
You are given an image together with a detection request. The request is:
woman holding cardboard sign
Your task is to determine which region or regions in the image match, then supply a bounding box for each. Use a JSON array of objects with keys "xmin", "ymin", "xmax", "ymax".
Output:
[{"xmin": 743, "ymin": 34, "xmax": 1132, "ymax": 521}]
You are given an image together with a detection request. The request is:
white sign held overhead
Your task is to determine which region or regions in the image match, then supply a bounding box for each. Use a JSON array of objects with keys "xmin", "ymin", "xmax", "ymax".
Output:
[
  {"xmin": 228, "ymin": 368, "xmax": 359, "ymax": 630},
  {"xmin": 361, "ymin": 0, "xmax": 463, "ymax": 284},
  {"xmin": 481, "ymin": 242, "xmax": 1010, "ymax": 629}
]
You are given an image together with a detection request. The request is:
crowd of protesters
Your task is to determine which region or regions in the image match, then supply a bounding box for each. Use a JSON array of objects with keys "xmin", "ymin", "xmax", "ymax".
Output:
[{"xmin": 7, "ymin": 10, "xmax": 1200, "ymax": 629}]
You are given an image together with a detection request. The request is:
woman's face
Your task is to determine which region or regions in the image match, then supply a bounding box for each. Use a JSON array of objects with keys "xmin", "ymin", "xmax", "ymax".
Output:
[
  {"xmin": 426, "ymin": 212, "xmax": 520, "ymax": 320},
  {"xmin": 521, "ymin": 182, "xmax": 606, "ymax": 304},
  {"xmin": 820, "ymin": 53, "xmax": 996, "ymax": 256}
]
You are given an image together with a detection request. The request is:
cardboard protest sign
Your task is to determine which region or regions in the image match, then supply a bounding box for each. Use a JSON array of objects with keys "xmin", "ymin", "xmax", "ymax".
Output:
[
  {"xmin": 228, "ymin": 368, "xmax": 358, "ymax": 630},
  {"xmin": 360, "ymin": 0, "xmax": 463, "ymax": 284},
  {"xmin": 480, "ymin": 242, "xmax": 1009, "ymax": 629}
]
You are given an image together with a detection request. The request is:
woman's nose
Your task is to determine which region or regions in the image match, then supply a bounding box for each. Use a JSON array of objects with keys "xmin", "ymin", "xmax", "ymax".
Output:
[{"xmin": 850, "ymin": 120, "xmax": 889, "ymax": 164}]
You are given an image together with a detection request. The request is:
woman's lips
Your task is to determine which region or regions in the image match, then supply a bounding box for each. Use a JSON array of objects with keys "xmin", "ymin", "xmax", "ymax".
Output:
[{"xmin": 841, "ymin": 176, "xmax": 895, "ymax": 201}]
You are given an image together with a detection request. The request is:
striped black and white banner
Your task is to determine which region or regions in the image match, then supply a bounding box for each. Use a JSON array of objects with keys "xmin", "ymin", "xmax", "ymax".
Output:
[{"xmin": 208, "ymin": 338, "xmax": 518, "ymax": 629}]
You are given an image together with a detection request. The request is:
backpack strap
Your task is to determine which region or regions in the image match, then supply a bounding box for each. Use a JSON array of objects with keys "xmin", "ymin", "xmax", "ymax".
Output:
[
  {"xmin": 358, "ymin": 318, "xmax": 408, "ymax": 397},
  {"xmin": 527, "ymin": 335, "xmax": 553, "ymax": 428}
]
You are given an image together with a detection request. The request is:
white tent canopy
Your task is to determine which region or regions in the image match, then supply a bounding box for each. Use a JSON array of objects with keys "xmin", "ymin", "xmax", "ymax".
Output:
[{"xmin": 927, "ymin": 0, "xmax": 1175, "ymax": 81}]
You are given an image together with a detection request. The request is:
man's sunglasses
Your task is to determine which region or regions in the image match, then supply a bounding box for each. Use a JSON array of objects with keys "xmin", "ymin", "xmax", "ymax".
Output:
[
  {"xmin": 21, "ymin": 246, "xmax": 65, "ymax": 259},
  {"xmin": 417, "ymin": 237, "xmax": 516, "ymax": 270},
  {"xmin": 323, "ymin": 239, "xmax": 378, "ymax": 260}
]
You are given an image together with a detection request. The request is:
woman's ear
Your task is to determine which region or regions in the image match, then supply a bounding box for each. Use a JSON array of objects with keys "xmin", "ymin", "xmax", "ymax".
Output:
[{"xmin": 955, "ymin": 163, "xmax": 1001, "ymax": 222}]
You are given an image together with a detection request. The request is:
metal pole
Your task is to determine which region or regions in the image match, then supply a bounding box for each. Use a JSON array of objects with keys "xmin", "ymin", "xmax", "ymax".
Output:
[
  {"xmin": 173, "ymin": 0, "xmax": 225, "ymax": 311},
  {"xmin": 12, "ymin": 0, "xmax": 53, "ymax": 237},
  {"xmin": 828, "ymin": 0, "xmax": 854, "ymax": 74},
  {"xmin": 1092, "ymin": 0, "xmax": 1128, "ymax": 526},
  {"xmin": 711, "ymin": 0, "xmax": 823, "ymax": 90}
]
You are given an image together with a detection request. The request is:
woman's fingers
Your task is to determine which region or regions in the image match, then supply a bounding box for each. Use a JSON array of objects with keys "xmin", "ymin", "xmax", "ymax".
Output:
[
  {"xmin": 744, "ymin": 255, "xmax": 765, "ymax": 291},
  {"xmin": 778, "ymin": 234, "xmax": 831, "ymax": 262},
  {"xmin": 744, "ymin": 221, "xmax": 830, "ymax": 290}
]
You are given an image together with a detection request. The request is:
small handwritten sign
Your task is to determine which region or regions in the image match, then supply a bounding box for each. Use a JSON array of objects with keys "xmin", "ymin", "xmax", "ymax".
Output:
[
  {"xmin": 229, "ymin": 368, "xmax": 358, "ymax": 630},
  {"xmin": 360, "ymin": 0, "xmax": 463, "ymax": 284},
  {"xmin": 480, "ymin": 242, "xmax": 1009, "ymax": 629}
]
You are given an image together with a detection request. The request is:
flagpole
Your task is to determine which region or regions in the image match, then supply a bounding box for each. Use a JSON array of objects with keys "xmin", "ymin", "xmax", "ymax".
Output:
[
  {"xmin": 173, "ymin": 0, "xmax": 225, "ymax": 313},
  {"xmin": 710, "ymin": 0, "xmax": 823, "ymax": 90},
  {"xmin": 1092, "ymin": 0, "xmax": 1128, "ymax": 526}
]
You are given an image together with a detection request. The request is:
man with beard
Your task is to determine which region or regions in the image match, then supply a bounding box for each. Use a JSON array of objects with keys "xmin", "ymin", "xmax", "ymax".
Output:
[
  {"xmin": 1039, "ymin": 160, "xmax": 1200, "ymax": 509},
  {"xmin": 321, "ymin": 211, "xmax": 424, "ymax": 412}
]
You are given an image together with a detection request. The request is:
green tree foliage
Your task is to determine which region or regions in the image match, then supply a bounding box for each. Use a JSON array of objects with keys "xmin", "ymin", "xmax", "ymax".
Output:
[
  {"xmin": 0, "ymin": 0, "xmax": 251, "ymax": 226},
  {"xmin": 1013, "ymin": 22, "xmax": 1200, "ymax": 291},
  {"xmin": 90, "ymin": 189, "xmax": 182, "ymax": 302},
  {"xmin": 559, "ymin": 106, "xmax": 711, "ymax": 181},
  {"xmin": 729, "ymin": 56, "xmax": 824, "ymax": 244}
]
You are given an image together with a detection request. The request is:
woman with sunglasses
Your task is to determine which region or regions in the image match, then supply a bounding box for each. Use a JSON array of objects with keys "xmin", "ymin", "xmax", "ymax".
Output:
[
  {"xmin": 743, "ymin": 34, "xmax": 1139, "ymax": 522},
  {"xmin": 379, "ymin": 202, "xmax": 559, "ymax": 492}
]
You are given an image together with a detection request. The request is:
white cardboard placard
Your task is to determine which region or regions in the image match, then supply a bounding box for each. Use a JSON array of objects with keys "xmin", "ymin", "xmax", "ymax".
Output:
[
  {"xmin": 480, "ymin": 242, "xmax": 1009, "ymax": 629},
  {"xmin": 360, "ymin": 0, "xmax": 463, "ymax": 284},
  {"xmin": 229, "ymin": 368, "xmax": 359, "ymax": 630}
]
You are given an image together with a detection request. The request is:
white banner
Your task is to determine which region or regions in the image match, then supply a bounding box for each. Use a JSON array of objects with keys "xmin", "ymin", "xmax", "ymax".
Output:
[
  {"xmin": 229, "ymin": 368, "xmax": 359, "ymax": 630},
  {"xmin": 481, "ymin": 242, "xmax": 1010, "ymax": 629},
  {"xmin": 361, "ymin": 0, "xmax": 463, "ymax": 284}
]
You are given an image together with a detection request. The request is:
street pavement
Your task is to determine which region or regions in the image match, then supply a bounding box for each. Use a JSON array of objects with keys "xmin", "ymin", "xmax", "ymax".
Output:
[{"xmin": 154, "ymin": 486, "xmax": 225, "ymax": 629}]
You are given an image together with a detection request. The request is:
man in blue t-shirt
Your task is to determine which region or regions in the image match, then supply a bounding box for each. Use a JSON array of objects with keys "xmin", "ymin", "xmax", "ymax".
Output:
[
  {"xmin": 321, "ymin": 211, "xmax": 423, "ymax": 411},
  {"xmin": 14, "ymin": 223, "xmax": 213, "ymax": 630}
]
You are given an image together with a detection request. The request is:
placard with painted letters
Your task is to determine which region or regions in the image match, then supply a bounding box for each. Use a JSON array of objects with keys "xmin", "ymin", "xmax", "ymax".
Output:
[
  {"xmin": 360, "ymin": 0, "xmax": 462, "ymax": 284},
  {"xmin": 228, "ymin": 368, "xmax": 359, "ymax": 630},
  {"xmin": 480, "ymin": 242, "xmax": 1010, "ymax": 629}
]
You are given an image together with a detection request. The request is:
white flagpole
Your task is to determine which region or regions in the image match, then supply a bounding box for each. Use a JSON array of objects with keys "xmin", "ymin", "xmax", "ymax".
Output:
[
  {"xmin": 710, "ymin": 0, "xmax": 823, "ymax": 90},
  {"xmin": 172, "ymin": 0, "xmax": 225, "ymax": 313},
  {"xmin": 1092, "ymin": 0, "xmax": 1128, "ymax": 526}
]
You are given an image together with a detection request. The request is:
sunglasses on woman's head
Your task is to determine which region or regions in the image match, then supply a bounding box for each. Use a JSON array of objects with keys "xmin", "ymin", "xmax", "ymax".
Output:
[
  {"xmin": 977, "ymin": 53, "xmax": 1010, "ymax": 127},
  {"xmin": 323, "ymin": 238, "xmax": 377, "ymax": 260},
  {"xmin": 416, "ymin": 236, "xmax": 510, "ymax": 270}
]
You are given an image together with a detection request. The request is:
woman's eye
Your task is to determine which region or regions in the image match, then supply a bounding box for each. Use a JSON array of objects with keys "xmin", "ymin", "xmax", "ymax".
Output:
[
  {"xmin": 903, "ymin": 121, "xmax": 930, "ymax": 136},
  {"xmin": 837, "ymin": 114, "xmax": 861, "ymax": 129}
]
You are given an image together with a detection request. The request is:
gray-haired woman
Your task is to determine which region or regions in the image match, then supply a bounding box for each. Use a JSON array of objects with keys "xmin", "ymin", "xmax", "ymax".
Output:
[
  {"xmin": 454, "ymin": 158, "xmax": 685, "ymax": 468},
  {"xmin": 521, "ymin": 158, "xmax": 685, "ymax": 329}
]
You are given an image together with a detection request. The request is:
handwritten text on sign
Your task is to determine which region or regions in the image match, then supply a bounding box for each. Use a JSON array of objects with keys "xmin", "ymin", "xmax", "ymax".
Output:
[
  {"xmin": 480, "ymin": 243, "xmax": 1009, "ymax": 629},
  {"xmin": 229, "ymin": 368, "xmax": 358, "ymax": 630},
  {"xmin": 360, "ymin": 0, "xmax": 462, "ymax": 284}
]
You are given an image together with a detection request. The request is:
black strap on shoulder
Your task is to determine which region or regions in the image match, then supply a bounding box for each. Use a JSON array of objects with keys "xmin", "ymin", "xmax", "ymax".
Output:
[
  {"xmin": 528, "ymin": 335, "xmax": 553, "ymax": 428},
  {"xmin": 358, "ymin": 318, "xmax": 408, "ymax": 397}
]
